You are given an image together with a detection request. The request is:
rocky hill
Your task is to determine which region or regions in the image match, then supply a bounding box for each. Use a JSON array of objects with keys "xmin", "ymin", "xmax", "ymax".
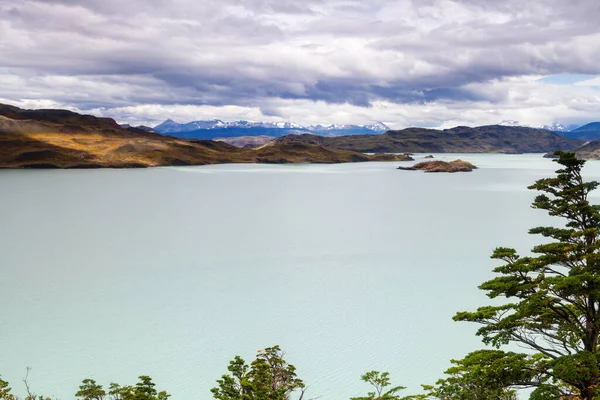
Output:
[
  {"xmin": 270, "ymin": 125, "xmax": 582, "ymax": 153},
  {"xmin": 398, "ymin": 159, "xmax": 477, "ymax": 173},
  {"xmin": 214, "ymin": 135, "xmax": 275, "ymax": 148},
  {"xmin": 561, "ymin": 122, "xmax": 600, "ymax": 141},
  {"xmin": 0, "ymin": 104, "xmax": 406, "ymax": 168},
  {"xmin": 573, "ymin": 139, "xmax": 600, "ymax": 160}
]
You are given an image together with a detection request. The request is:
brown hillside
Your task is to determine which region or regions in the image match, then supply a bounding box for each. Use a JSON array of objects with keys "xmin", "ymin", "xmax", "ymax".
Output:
[
  {"xmin": 0, "ymin": 104, "xmax": 405, "ymax": 168},
  {"xmin": 271, "ymin": 125, "xmax": 582, "ymax": 154}
]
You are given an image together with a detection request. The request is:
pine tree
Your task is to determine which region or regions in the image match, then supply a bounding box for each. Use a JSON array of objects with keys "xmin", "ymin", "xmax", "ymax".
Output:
[
  {"xmin": 455, "ymin": 152, "xmax": 600, "ymax": 398},
  {"xmin": 211, "ymin": 346, "xmax": 306, "ymax": 400}
]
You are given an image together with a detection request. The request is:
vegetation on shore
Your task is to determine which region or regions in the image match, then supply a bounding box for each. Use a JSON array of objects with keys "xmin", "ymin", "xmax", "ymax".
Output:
[{"xmin": 4, "ymin": 151, "xmax": 600, "ymax": 399}]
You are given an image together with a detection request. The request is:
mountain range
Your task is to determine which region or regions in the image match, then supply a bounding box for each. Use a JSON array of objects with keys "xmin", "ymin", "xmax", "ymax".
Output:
[
  {"xmin": 498, "ymin": 120, "xmax": 581, "ymax": 132},
  {"xmin": 558, "ymin": 123, "xmax": 600, "ymax": 141},
  {"xmin": 0, "ymin": 104, "xmax": 405, "ymax": 168},
  {"xmin": 155, "ymin": 118, "xmax": 600, "ymax": 143},
  {"xmin": 4, "ymin": 103, "xmax": 600, "ymax": 169},
  {"xmin": 152, "ymin": 119, "xmax": 390, "ymax": 139},
  {"xmin": 498, "ymin": 120, "xmax": 600, "ymax": 141},
  {"xmin": 266, "ymin": 126, "xmax": 581, "ymax": 154}
]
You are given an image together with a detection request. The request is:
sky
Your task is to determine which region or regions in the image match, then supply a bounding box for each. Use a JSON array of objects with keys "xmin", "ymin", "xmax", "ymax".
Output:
[{"xmin": 1, "ymin": 0, "xmax": 600, "ymax": 129}]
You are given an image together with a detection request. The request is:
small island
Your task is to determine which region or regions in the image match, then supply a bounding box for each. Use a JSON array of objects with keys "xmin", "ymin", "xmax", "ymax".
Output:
[
  {"xmin": 369, "ymin": 153, "xmax": 414, "ymax": 161},
  {"xmin": 397, "ymin": 159, "xmax": 477, "ymax": 173}
]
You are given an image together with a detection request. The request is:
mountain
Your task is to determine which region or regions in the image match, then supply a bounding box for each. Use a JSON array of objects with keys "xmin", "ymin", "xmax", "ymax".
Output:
[
  {"xmin": 120, "ymin": 124, "xmax": 160, "ymax": 134},
  {"xmin": 153, "ymin": 119, "xmax": 389, "ymax": 139},
  {"xmin": 542, "ymin": 123, "xmax": 582, "ymax": 132},
  {"xmin": 0, "ymin": 104, "xmax": 405, "ymax": 168},
  {"xmin": 307, "ymin": 122, "xmax": 390, "ymax": 135},
  {"xmin": 155, "ymin": 118, "xmax": 228, "ymax": 133},
  {"xmin": 269, "ymin": 125, "xmax": 582, "ymax": 154},
  {"xmin": 155, "ymin": 119, "xmax": 305, "ymax": 133},
  {"xmin": 154, "ymin": 119, "xmax": 309, "ymax": 139},
  {"xmin": 560, "ymin": 122, "xmax": 600, "ymax": 141},
  {"xmin": 163, "ymin": 127, "xmax": 308, "ymax": 140},
  {"xmin": 1, "ymin": 104, "xmax": 588, "ymax": 168},
  {"xmin": 214, "ymin": 136, "xmax": 276, "ymax": 148},
  {"xmin": 574, "ymin": 135, "xmax": 600, "ymax": 159},
  {"xmin": 498, "ymin": 120, "xmax": 581, "ymax": 132}
]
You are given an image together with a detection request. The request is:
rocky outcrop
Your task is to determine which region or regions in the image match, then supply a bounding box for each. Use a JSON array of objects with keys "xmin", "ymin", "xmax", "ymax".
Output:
[
  {"xmin": 398, "ymin": 159, "xmax": 477, "ymax": 173},
  {"xmin": 369, "ymin": 153, "xmax": 413, "ymax": 161}
]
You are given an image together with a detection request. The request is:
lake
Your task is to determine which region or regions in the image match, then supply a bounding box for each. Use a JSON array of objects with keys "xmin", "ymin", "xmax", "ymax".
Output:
[{"xmin": 3, "ymin": 154, "xmax": 600, "ymax": 399}]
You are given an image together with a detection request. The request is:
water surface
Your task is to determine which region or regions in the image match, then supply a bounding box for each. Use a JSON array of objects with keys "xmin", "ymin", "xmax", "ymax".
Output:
[{"xmin": 2, "ymin": 154, "xmax": 599, "ymax": 399}]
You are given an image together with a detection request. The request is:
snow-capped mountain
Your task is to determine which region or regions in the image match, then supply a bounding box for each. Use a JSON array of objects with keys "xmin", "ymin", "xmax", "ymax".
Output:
[
  {"xmin": 155, "ymin": 119, "xmax": 227, "ymax": 133},
  {"xmin": 154, "ymin": 119, "xmax": 305, "ymax": 134},
  {"xmin": 498, "ymin": 120, "xmax": 521, "ymax": 127},
  {"xmin": 498, "ymin": 120, "xmax": 581, "ymax": 132},
  {"xmin": 153, "ymin": 119, "xmax": 390, "ymax": 139},
  {"xmin": 308, "ymin": 122, "xmax": 390, "ymax": 134},
  {"xmin": 540, "ymin": 123, "xmax": 582, "ymax": 132},
  {"xmin": 231, "ymin": 120, "xmax": 305, "ymax": 129}
]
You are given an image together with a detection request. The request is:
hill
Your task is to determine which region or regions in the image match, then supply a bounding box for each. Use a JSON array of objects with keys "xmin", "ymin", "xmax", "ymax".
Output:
[
  {"xmin": 573, "ymin": 138, "xmax": 600, "ymax": 160},
  {"xmin": 269, "ymin": 125, "xmax": 582, "ymax": 153},
  {"xmin": 560, "ymin": 122, "xmax": 600, "ymax": 141},
  {"xmin": 0, "ymin": 104, "xmax": 405, "ymax": 168},
  {"xmin": 214, "ymin": 136, "xmax": 275, "ymax": 147},
  {"xmin": 498, "ymin": 120, "xmax": 581, "ymax": 133},
  {"xmin": 163, "ymin": 126, "xmax": 309, "ymax": 140}
]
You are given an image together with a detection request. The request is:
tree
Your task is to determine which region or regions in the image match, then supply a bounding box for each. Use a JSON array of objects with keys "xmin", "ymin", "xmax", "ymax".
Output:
[
  {"xmin": 0, "ymin": 378, "xmax": 15, "ymax": 400},
  {"xmin": 351, "ymin": 371, "xmax": 415, "ymax": 400},
  {"xmin": 211, "ymin": 345, "xmax": 306, "ymax": 400},
  {"xmin": 20, "ymin": 368, "xmax": 51, "ymax": 400},
  {"xmin": 422, "ymin": 350, "xmax": 530, "ymax": 399},
  {"xmin": 454, "ymin": 152, "xmax": 600, "ymax": 398},
  {"xmin": 76, "ymin": 379, "xmax": 106, "ymax": 400},
  {"xmin": 76, "ymin": 376, "xmax": 169, "ymax": 400}
]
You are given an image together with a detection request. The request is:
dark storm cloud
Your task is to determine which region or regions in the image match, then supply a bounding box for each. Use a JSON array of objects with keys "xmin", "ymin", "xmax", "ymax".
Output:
[{"xmin": 1, "ymin": 0, "xmax": 600, "ymax": 112}]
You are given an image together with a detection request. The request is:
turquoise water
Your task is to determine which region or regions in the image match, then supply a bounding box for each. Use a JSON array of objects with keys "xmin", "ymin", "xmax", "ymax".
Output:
[{"xmin": 2, "ymin": 154, "xmax": 600, "ymax": 399}]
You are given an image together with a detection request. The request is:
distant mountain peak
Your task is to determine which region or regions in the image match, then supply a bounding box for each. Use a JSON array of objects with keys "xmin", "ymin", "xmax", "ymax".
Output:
[
  {"xmin": 498, "ymin": 120, "xmax": 580, "ymax": 132},
  {"xmin": 152, "ymin": 118, "xmax": 389, "ymax": 138},
  {"xmin": 498, "ymin": 120, "xmax": 521, "ymax": 127},
  {"xmin": 307, "ymin": 122, "xmax": 390, "ymax": 135}
]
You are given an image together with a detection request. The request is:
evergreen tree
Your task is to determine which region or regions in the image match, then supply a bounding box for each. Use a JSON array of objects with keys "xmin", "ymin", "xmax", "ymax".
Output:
[
  {"xmin": 211, "ymin": 345, "xmax": 306, "ymax": 400},
  {"xmin": 422, "ymin": 350, "xmax": 527, "ymax": 399},
  {"xmin": 76, "ymin": 376, "xmax": 169, "ymax": 400},
  {"xmin": 351, "ymin": 371, "xmax": 416, "ymax": 400},
  {"xmin": 0, "ymin": 378, "xmax": 15, "ymax": 400},
  {"xmin": 76, "ymin": 379, "xmax": 106, "ymax": 400},
  {"xmin": 454, "ymin": 152, "xmax": 600, "ymax": 398}
]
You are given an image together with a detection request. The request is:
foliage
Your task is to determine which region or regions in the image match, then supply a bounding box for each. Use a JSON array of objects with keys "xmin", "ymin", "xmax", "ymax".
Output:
[
  {"xmin": 351, "ymin": 371, "xmax": 421, "ymax": 400},
  {"xmin": 0, "ymin": 378, "xmax": 15, "ymax": 400},
  {"xmin": 453, "ymin": 151, "xmax": 600, "ymax": 398},
  {"xmin": 76, "ymin": 376, "xmax": 170, "ymax": 400},
  {"xmin": 421, "ymin": 350, "xmax": 540, "ymax": 399},
  {"xmin": 76, "ymin": 379, "xmax": 106, "ymax": 400},
  {"xmin": 211, "ymin": 345, "xmax": 306, "ymax": 400}
]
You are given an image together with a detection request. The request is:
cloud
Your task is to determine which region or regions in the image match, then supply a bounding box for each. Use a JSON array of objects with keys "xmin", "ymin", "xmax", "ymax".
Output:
[
  {"xmin": 575, "ymin": 76, "xmax": 600, "ymax": 87},
  {"xmin": 1, "ymin": 0, "xmax": 600, "ymax": 126}
]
